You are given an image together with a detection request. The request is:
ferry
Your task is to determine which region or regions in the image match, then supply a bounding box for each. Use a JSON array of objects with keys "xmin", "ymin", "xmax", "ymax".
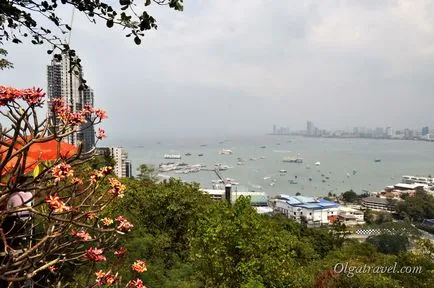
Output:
[
  {"xmin": 164, "ymin": 154, "xmax": 181, "ymax": 159},
  {"xmin": 402, "ymin": 175, "xmax": 434, "ymax": 185}
]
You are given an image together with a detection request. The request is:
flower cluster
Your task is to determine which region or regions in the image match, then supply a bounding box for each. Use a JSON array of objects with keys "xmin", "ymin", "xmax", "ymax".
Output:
[
  {"xmin": 131, "ymin": 260, "xmax": 147, "ymax": 273},
  {"xmin": 89, "ymin": 166, "xmax": 113, "ymax": 183},
  {"xmin": 85, "ymin": 247, "xmax": 106, "ymax": 262},
  {"xmin": 71, "ymin": 229, "xmax": 92, "ymax": 241},
  {"xmin": 127, "ymin": 279, "xmax": 145, "ymax": 288},
  {"xmin": 95, "ymin": 270, "xmax": 119, "ymax": 286},
  {"xmin": 115, "ymin": 216, "xmax": 134, "ymax": 232},
  {"xmin": 108, "ymin": 178, "xmax": 126, "ymax": 198},
  {"xmin": 50, "ymin": 97, "xmax": 108, "ymax": 127},
  {"xmin": 0, "ymin": 85, "xmax": 45, "ymax": 106},
  {"xmin": 45, "ymin": 194, "xmax": 70, "ymax": 213},
  {"xmin": 52, "ymin": 162, "xmax": 74, "ymax": 181}
]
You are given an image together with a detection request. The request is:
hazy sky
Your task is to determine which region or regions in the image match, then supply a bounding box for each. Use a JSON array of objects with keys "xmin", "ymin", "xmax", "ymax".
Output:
[{"xmin": 2, "ymin": 0, "xmax": 434, "ymax": 140}]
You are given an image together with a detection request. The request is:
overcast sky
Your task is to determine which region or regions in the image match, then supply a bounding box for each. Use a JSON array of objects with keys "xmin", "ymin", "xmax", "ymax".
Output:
[{"xmin": 2, "ymin": 0, "xmax": 434, "ymax": 140}]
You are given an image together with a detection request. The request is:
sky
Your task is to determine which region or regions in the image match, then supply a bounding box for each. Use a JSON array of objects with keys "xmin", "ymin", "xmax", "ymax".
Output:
[{"xmin": 2, "ymin": 0, "xmax": 434, "ymax": 140}]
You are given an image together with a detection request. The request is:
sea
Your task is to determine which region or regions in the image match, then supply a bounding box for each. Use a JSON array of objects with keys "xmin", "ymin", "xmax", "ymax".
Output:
[{"xmin": 111, "ymin": 135, "xmax": 434, "ymax": 198}]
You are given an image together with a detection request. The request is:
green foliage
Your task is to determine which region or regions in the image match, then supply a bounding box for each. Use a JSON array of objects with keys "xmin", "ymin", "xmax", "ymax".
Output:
[
  {"xmin": 342, "ymin": 189, "xmax": 358, "ymax": 203},
  {"xmin": 396, "ymin": 190, "xmax": 434, "ymax": 222},
  {"xmin": 364, "ymin": 208, "xmax": 375, "ymax": 224},
  {"xmin": 0, "ymin": 48, "xmax": 13, "ymax": 70},
  {"xmin": 367, "ymin": 234, "xmax": 409, "ymax": 255},
  {"xmin": 136, "ymin": 163, "xmax": 156, "ymax": 181}
]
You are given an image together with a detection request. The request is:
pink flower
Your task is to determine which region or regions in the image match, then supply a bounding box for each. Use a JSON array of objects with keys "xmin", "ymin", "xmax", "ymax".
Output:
[
  {"xmin": 71, "ymin": 229, "xmax": 92, "ymax": 241},
  {"xmin": 48, "ymin": 266, "xmax": 57, "ymax": 273},
  {"xmin": 131, "ymin": 260, "xmax": 147, "ymax": 273},
  {"xmin": 71, "ymin": 177, "xmax": 83, "ymax": 185},
  {"xmin": 115, "ymin": 216, "xmax": 134, "ymax": 232},
  {"xmin": 127, "ymin": 279, "xmax": 145, "ymax": 288},
  {"xmin": 52, "ymin": 163, "xmax": 73, "ymax": 181},
  {"xmin": 97, "ymin": 128, "xmax": 107, "ymax": 139},
  {"xmin": 86, "ymin": 212, "xmax": 96, "ymax": 219},
  {"xmin": 85, "ymin": 247, "xmax": 106, "ymax": 262},
  {"xmin": 21, "ymin": 87, "xmax": 45, "ymax": 105},
  {"xmin": 95, "ymin": 270, "xmax": 119, "ymax": 286},
  {"xmin": 100, "ymin": 166, "xmax": 113, "ymax": 176},
  {"xmin": 94, "ymin": 109, "xmax": 108, "ymax": 120}
]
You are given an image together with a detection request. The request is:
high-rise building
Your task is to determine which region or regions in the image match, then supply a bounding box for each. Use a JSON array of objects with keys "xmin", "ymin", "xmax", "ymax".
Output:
[
  {"xmin": 47, "ymin": 53, "xmax": 95, "ymax": 152},
  {"xmin": 307, "ymin": 121, "xmax": 314, "ymax": 136},
  {"xmin": 422, "ymin": 126, "xmax": 429, "ymax": 136},
  {"xmin": 110, "ymin": 147, "xmax": 131, "ymax": 178}
]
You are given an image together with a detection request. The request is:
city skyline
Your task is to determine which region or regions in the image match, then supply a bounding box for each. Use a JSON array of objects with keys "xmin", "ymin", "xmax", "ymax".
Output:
[{"xmin": 3, "ymin": 1, "xmax": 434, "ymax": 138}]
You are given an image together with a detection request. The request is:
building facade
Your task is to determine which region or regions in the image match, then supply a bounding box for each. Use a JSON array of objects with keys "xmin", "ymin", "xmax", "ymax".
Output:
[{"xmin": 47, "ymin": 53, "xmax": 95, "ymax": 153}]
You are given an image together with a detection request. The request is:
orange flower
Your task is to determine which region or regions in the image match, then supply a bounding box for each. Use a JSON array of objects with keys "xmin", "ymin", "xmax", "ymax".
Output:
[
  {"xmin": 127, "ymin": 279, "xmax": 145, "ymax": 288},
  {"xmin": 95, "ymin": 270, "xmax": 119, "ymax": 286},
  {"xmin": 86, "ymin": 212, "xmax": 96, "ymax": 219},
  {"xmin": 45, "ymin": 194, "xmax": 70, "ymax": 213},
  {"xmin": 71, "ymin": 177, "xmax": 83, "ymax": 185},
  {"xmin": 48, "ymin": 265, "xmax": 57, "ymax": 273},
  {"xmin": 52, "ymin": 163, "xmax": 74, "ymax": 181},
  {"xmin": 95, "ymin": 270, "xmax": 106, "ymax": 279},
  {"xmin": 84, "ymin": 247, "xmax": 106, "ymax": 262},
  {"xmin": 108, "ymin": 178, "xmax": 126, "ymax": 198},
  {"xmin": 101, "ymin": 217, "xmax": 113, "ymax": 226},
  {"xmin": 131, "ymin": 260, "xmax": 147, "ymax": 273}
]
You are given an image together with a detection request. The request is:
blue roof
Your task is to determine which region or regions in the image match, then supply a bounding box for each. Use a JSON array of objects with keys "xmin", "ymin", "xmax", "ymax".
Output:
[{"xmin": 281, "ymin": 195, "xmax": 339, "ymax": 209}]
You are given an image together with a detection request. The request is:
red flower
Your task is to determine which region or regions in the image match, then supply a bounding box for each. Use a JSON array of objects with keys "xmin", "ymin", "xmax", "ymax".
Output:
[
  {"xmin": 100, "ymin": 166, "xmax": 113, "ymax": 176},
  {"xmin": 127, "ymin": 279, "xmax": 145, "ymax": 288},
  {"xmin": 114, "ymin": 246, "xmax": 127, "ymax": 257},
  {"xmin": 21, "ymin": 87, "xmax": 45, "ymax": 105},
  {"xmin": 45, "ymin": 194, "xmax": 70, "ymax": 213},
  {"xmin": 131, "ymin": 260, "xmax": 147, "ymax": 273},
  {"xmin": 97, "ymin": 128, "xmax": 107, "ymax": 139},
  {"xmin": 85, "ymin": 247, "xmax": 106, "ymax": 262}
]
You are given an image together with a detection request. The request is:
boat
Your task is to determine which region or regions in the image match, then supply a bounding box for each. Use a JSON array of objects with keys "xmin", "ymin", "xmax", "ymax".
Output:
[
  {"xmin": 219, "ymin": 149, "xmax": 233, "ymax": 155},
  {"xmin": 236, "ymin": 162, "xmax": 244, "ymax": 166},
  {"xmin": 164, "ymin": 154, "xmax": 181, "ymax": 159},
  {"xmin": 263, "ymin": 176, "xmax": 271, "ymax": 180},
  {"xmin": 260, "ymin": 145, "xmax": 266, "ymax": 148},
  {"xmin": 374, "ymin": 159, "xmax": 381, "ymax": 162},
  {"xmin": 185, "ymin": 153, "xmax": 192, "ymax": 156},
  {"xmin": 289, "ymin": 180, "xmax": 298, "ymax": 184},
  {"xmin": 279, "ymin": 169, "xmax": 287, "ymax": 174},
  {"xmin": 315, "ymin": 161, "xmax": 321, "ymax": 166},
  {"xmin": 198, "ymin": 153, "xmax": 204, "ymax": 157},
  {"xmin": 260, "ymin": 156, "xmax": 266, "ymax": 159},
  {"xmin": 283, "ymin": 156, "xmax": 303, "ymax": 163}
]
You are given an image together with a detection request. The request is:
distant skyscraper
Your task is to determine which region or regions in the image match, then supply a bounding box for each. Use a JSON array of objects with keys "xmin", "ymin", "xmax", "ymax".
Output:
[
  {"xmin": 307, "ymin": 121, "xmax": 314, "ymax": 136},
  {"xmin": 422, "ymin": 126, "xmax": 429, "ymax": 136},
  {"xmin": 47, "ymin": 53, "xmax": 95, "ymax": 152},
  {"xmin": 110, "ymin": 147, "xmax": 131, "ymax": 178}
]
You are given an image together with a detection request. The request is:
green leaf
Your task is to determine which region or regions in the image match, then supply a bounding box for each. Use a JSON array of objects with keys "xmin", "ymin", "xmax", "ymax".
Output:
[{"xmin": 33, "ymin": 164, "xmax": 40, "ymax": 178}]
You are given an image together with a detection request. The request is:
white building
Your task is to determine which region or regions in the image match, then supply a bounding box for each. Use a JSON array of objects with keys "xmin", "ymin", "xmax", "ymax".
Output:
[
  {"xmin": 338, "ymin": 206, "xmax": 365, "ymax": 226},
  {"xmin": 272, "ymin": 195, "xmax": 340, "ymax": 227},
  {"xmin": 110, "ymin": 147, "xmax": 130, "ymax": 178}
]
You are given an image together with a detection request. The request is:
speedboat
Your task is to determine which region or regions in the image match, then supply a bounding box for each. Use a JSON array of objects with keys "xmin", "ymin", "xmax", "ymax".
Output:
[
  {"xmin": 219, "ymin": 149, "xmax": 233, "ymax": 155},
  {"xmin": 315, "ymin": 161, "xmax": 321, "ymax": 166}
]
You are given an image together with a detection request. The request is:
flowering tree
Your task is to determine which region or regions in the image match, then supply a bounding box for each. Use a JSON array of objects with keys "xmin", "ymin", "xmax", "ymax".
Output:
[{"xmin": 0, "ymin": 85, "xmax": 144, "ymax": 287}]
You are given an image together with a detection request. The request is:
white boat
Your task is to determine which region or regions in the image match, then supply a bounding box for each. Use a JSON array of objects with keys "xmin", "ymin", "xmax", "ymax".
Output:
[
  {"xmin": 263, "ymin": 176, "xmax": 271, "ymax": 180},
  {"xmin": 164, "ymin": 154, "xmax": 181, "ymax": 159},
  {"xmin": 279, "ymin": 169, "xmax": 287, "ymax": 173},
  {"xmin": 219, "ymin": 149, "xmax": 233, "ymax": 155},
  {"xmin": 315, "ymin": 161, "xmax": 321, "ymax": 166},
  {"xmin": 283, "ymin": 156, "xmax": 303, "ymax": 163}
]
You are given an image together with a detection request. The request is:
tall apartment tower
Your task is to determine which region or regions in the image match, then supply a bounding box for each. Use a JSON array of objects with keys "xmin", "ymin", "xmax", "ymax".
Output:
[
  {"xmin": 47, "ymin": 53, "xmax": 95, "ymax": 152},
  {"xmin": 306, "ymin": 121, "xmax": 314, "ymax": 136},
  {"xmin": 110, "ymin": 147, "xmax": 132, "ymax": 178}
]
